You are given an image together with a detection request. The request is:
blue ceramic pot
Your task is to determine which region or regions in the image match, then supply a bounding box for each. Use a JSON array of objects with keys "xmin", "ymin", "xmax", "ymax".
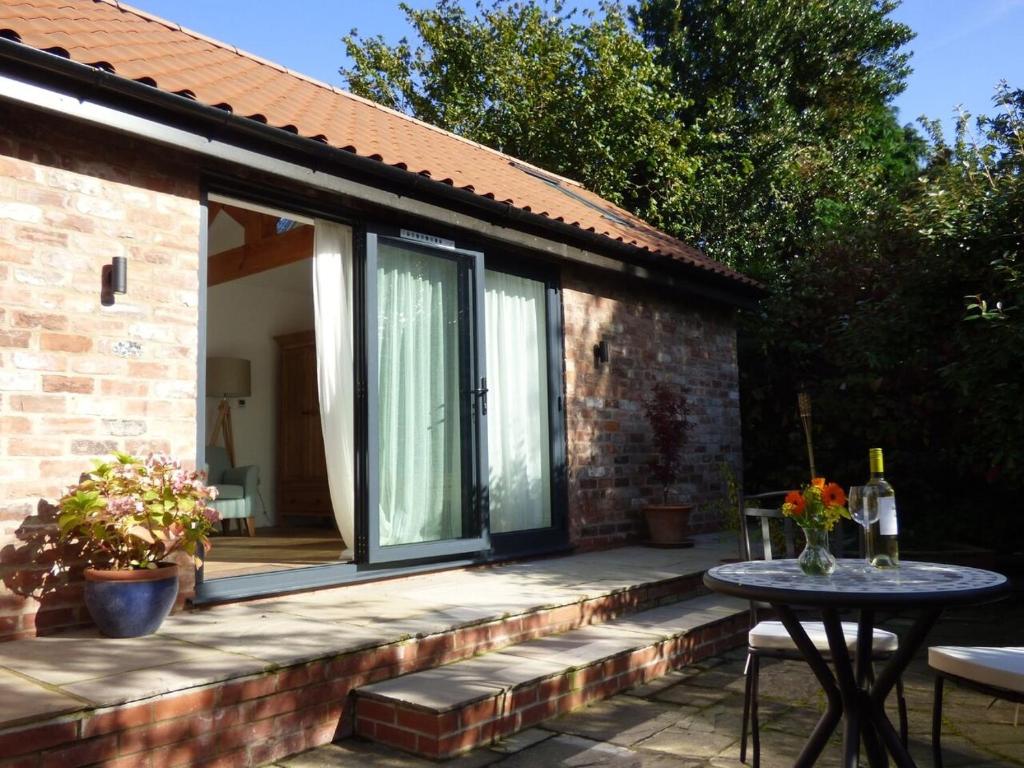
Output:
[{"xmin": 83, "ymin": 562, "xmax": 179, "ymax": 637}]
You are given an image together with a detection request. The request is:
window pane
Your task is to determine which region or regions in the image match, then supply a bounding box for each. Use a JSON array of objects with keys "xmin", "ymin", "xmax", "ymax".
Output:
[
  {"xmin": 485, "ymin": 271, "xmax": 551, "ymax": 533},
  {"xmin": 377, "ymin": 242, "xmax": 463, "ymax": 545}
]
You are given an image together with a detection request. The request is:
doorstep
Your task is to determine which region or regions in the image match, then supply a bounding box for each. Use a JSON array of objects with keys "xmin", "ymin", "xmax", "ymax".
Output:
[
  {"xmin": 0, "ymin": 536, "xmax": 737, "ymax": 767},
  {"xmin": 354, "ymin": 593, "xmax": 748, "ymax": 759}
]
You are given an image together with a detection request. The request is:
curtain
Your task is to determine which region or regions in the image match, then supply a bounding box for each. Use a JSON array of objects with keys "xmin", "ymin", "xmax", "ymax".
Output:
[
  {"xmin": 313, "ymin": 219, "xmax": 355, "ymax": 556},
  {"xmin": 485, "ymin": 271, "xmax": 551, "ymax": 533},
  {"xmin": 377, "ymin": 242, "xmax": 463, "ymax": 546}
]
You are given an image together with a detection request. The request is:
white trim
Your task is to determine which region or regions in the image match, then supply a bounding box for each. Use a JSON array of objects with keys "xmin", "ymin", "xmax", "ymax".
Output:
[
  {"xmin": 209, "ymin": 193, "xmax": 316, "ymax": 226},
  {"xmin": 0, "ymin": 72, "xmax": 654, "ymax": 281}
]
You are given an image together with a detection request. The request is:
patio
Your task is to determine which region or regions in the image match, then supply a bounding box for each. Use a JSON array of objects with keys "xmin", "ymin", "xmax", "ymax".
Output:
[
  {"xmin": 278, "ymin": 587, "xmax": 1024, "ymax": 767},
  {"xmin": 0, "ymin": 536, "xmax": 748, "ymax": 766}
]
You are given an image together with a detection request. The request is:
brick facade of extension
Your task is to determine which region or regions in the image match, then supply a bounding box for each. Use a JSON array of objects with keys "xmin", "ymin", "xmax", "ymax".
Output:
[
  {"xmin": 0, "ymin": 102, "xmax": 742, "ymax": 642},
  {"xmin": 0, "ymin": 104, "xmax": 202, "ymax": 641},
  {"xmin": 562, "ymin": 269, "xmax": 742, "ymax": 549}
]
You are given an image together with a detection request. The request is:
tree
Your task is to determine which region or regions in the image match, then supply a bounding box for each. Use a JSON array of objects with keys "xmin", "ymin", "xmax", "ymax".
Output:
[
  {"xmin": 343, "ymin": 0, "xmax": 694, "ymax": 228},
  {"xmin": 632, "ymin": 0, "xmax": 919, "ymax": 276}
]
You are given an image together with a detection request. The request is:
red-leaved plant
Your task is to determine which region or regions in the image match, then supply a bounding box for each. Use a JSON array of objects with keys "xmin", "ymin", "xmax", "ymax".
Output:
[{"xmin": 643, "ymin": 383, "xmax": 691, "ymax": 504}]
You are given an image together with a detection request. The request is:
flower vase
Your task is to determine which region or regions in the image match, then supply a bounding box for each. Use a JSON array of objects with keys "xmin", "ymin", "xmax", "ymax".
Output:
[{"xmin": 798, "ymin": 526, "xmax": 836, "ymax": 576}]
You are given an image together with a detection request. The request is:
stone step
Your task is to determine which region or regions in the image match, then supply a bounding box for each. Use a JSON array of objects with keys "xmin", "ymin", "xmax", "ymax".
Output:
[{"xmin": 353, "ymin": 593, "xmax": 749, "ymax": 759}]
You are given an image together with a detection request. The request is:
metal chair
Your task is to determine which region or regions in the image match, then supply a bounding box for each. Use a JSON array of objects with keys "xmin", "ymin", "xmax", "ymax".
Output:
[
  {"xmin": 930, "ymin": 646, "xmax": 1023, "ymax": 767},
  {"xmin": 737, "ymin": 491, "xmax": 908, "ymax": 766}
]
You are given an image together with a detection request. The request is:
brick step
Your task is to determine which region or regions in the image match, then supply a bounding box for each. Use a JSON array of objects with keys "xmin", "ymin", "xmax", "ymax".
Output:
[
  {"xmin": 353, "ymin": 593, "xmax": 749, "ymax": 759},
  {"xmin": 0, "ymin": 556, "xmax": 716, "ymax": 768}
]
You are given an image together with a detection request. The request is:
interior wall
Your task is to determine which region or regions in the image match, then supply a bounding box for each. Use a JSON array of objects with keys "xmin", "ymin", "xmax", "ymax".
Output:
[{"xmin": 205, "ymin": 259, "xmax": 314, "ymax": 526}]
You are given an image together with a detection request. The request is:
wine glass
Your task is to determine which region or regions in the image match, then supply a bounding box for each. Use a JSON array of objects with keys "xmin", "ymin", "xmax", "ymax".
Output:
[{"xmin": 848, "ymin": 485, "xmax": 879, "ymax": 563}]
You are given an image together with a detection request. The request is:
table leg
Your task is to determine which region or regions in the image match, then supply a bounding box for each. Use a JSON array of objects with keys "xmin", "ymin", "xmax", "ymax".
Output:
[
  {"xmin": 775, "ymin": 604, "xmax": 844, "ymax": 767},
  {"xmin": 856, "ymin": 610, "xmax": 889, "ymax": 767},
  {"xmin": 868, "ymin": 609, "xmax": 942, "ymax": 767},
  {"xmin": 821, "ymin": 608, "xmax": 863, "ymax": 768}
]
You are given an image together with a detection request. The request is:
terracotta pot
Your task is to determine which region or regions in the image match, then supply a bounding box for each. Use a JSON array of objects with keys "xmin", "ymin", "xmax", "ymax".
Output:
[
  {"xmin": 83, "ymin": 562, "xmax": 179, "ymax": 637},
  {"xmin": 643, "ymin": 504, "xmax": 694, "ymax": 548}
]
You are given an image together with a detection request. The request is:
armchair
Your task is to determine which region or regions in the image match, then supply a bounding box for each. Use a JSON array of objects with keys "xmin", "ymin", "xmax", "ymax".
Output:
[{"xmin": 205, "ymin": 445, "xmax": 258, "ymax": 536}]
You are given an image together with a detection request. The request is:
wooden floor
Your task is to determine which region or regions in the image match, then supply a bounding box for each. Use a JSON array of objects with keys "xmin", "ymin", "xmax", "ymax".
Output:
[{"xmin": 203, "ymin": 527, "xmax": 351, "ymax": 579}]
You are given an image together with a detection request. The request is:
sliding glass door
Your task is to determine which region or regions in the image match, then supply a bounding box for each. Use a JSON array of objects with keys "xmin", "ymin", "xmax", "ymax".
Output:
[
  {"xmin": 365, "ymin": 231, "xmax": 488, "ymax": 562},
  {"xmin": 485, "ymin": 266, "xmax": 567, "ymax": 555}
]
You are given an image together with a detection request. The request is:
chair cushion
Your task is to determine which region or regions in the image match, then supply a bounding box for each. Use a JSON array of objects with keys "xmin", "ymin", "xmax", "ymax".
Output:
[
  {"xmin": 212, "ymin": 483, "xmax": 244, "ymax": 500},
  {"xmin": 750, "ymin": 621, "xmax": 899, "ymax": 653},
  {"xmin": 210, "ymin": 496, "xmax": 250, "ymax": 520},
  {"xmin": 929, "ymin": 646, "xmax": 1024, "ymax": 694}
]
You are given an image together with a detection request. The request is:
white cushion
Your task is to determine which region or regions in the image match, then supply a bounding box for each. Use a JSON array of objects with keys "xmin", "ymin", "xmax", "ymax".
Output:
[
  {"xmin": 750, "ymin": 621, "xmax": 899, "ymax": 653},
  {"xmin": 929, "ymin": 646, "xmax": 1024, "ymax": 694}
]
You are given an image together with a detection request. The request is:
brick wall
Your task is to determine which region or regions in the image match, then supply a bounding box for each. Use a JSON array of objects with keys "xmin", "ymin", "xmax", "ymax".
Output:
[
  {"xmin": 0, "ymin": 104, "xmax": 201, "ymax": 640},
  {"xmin": 562, "ymin": 267, "xmax": 742, "ymax": 549}
]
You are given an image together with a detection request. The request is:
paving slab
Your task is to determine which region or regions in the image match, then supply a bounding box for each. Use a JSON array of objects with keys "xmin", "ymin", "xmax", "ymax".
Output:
[
  {"xmin": 0, "ymin": 631, "xmax": 236, "ymax": 686},
  {"xmin": 60, "ymin": 648, "xmax": 268, "ymax": 706},
  {"xmin": 488, "ymin": 727, "xmax": 554, "ymax": 754},
  {"xmin": 544, "ymin": 696, "xmax": 683, "ymax": 746},
  {"xmin": 495, "ymin": 734, "xmax": 642, "ymax": 767},
  {"xmin": 0, "ymin": 669, "xmax": 86, "ymax": 728}
]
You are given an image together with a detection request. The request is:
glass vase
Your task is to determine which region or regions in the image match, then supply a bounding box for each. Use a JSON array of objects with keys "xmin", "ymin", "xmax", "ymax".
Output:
[{"xmin": 798, "ymin": 526, "xmax": 836, "ymax": 576}]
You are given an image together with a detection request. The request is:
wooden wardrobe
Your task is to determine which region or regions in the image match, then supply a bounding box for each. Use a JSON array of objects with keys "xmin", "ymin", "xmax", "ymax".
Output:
[{"xmin": 275, "ymin": 330, "xmax": 333, "ymax": 524}]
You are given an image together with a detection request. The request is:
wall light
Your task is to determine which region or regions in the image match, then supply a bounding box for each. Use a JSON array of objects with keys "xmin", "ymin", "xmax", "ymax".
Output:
[
  {"xmin": 101, "ymin": 256, "xmax": 127, "ymax": 305},
  {"xmin": 594, "ymin": 339, "xmax": 610, "ymax": 367}
]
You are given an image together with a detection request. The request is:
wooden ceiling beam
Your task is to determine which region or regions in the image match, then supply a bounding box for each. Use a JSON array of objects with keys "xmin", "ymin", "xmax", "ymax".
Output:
[{"xmin": 207, "ymin": 225, "xmax": 313, "ymax": 286}]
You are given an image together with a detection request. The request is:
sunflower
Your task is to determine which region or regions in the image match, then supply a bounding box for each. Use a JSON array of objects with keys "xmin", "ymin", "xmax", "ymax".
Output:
[
  {"xmin": 784, "ymin": 490, "xmax": 806, "ymax": 516},
  {"xmin": 822, "ymin": 482, "xmax": 846, "ymax": 507}
]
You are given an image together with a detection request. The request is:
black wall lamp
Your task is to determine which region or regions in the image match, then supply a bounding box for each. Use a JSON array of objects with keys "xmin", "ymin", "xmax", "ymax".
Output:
[
  {"xmin": 594, "ymin": 338, "xmax": 610, "ymax": 367},
  {"xmin": 101, "ymin": 256, "xmax": 127, "ymax": 305}
]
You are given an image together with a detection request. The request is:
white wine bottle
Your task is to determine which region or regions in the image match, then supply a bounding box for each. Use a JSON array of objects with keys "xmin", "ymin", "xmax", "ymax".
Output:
[{"xmin": 867, "ymin": 447, "xmax": 899, "ymax": 567}]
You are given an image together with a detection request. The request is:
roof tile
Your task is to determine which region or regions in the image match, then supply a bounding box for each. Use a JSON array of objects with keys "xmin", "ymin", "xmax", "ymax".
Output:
[{"xmin": 0, "ymin": 0, "xmax": 754, "ymax": 287}]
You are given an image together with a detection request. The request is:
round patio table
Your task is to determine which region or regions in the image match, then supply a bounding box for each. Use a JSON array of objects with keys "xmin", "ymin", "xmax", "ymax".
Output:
[{"xmin": 704, "ymin": 559, "xmax": 1008, "ymax": 768}]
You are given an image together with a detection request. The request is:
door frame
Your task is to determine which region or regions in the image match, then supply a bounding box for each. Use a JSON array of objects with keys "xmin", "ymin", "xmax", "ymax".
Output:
[{"xmin": 363, "ymin": 227, "xmax": 491, "ymax": 565}]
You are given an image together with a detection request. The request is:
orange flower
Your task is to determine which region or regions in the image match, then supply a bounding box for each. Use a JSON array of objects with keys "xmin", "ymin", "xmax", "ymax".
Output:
[
  {"xmin": 811, "ymin": 477, "xmax": 826, "ymax": 489},
  {"xmin": 784, "ymin": 490, "xmax": 806, "ymax": 516},
  {"xmin": 822, "ymin": 482, "xmax": 846, "ymax": 507}
]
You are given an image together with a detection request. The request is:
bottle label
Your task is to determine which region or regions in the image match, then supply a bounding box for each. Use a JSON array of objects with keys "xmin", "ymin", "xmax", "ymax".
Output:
[{"xmin": 879, "ymin": 497, "xmax": 898, "ymax": 535}]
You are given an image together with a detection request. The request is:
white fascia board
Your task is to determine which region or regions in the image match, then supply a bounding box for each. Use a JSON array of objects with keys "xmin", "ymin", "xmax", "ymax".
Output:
[{"xmin": 0, "ymin": 71, "xmax": 655, "ymax": 281}]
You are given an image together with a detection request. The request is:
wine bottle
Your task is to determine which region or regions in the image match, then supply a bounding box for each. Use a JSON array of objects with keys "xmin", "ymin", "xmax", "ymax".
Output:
[{"xmin": 866, "ymin": 447, "xmax": 899, "ymax": 567}]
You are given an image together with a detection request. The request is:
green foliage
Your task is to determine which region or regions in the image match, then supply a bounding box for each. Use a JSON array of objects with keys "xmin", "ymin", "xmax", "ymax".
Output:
[
  {"xmin": 58, "ymin": 453, "xmax": 220, "ymax": 570},
  {"xmin": 343, "ymin": 0, "xmax": 695, "ymax": 227},
  {"xmin": 632, "ymin": 0, "xmax": 918, "ymax": 276},
  {"xmin": 343, "ymin": 1, "xmax": 1022, "ymax": 551}
]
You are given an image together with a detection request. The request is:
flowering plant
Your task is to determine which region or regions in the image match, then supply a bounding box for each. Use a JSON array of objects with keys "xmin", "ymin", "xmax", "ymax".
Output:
[
  {"xmin": 58, "ymin": 453, "xmax": 219, "ymax": 570},
  {"xmin": 782, "ymin": 477, "xmax": 850, "ymax": 531}
]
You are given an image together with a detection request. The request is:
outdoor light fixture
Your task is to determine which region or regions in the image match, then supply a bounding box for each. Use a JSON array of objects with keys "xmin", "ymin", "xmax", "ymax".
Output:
[
  {"xmin": 101, "ymin": 256, "xmax": 127, "ymax": 305},
  {"xmin": 594, "ymin": 339, "xmax": 610, "ymax": 366}
]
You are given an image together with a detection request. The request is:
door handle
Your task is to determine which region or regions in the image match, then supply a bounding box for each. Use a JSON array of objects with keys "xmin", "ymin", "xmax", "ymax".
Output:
[{"xmin": 469, "ymin": 377, "xmax": 488, "ymax": 416}]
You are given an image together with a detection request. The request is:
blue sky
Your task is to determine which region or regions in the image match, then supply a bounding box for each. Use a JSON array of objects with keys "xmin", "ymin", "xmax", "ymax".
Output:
[{"xmin": 127, "ymin": 0, "xmax": 1023, "ymax": 138}]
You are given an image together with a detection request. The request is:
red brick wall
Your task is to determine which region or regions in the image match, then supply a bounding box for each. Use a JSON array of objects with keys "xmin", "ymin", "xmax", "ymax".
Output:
[
  {"xmin": 562, "ymin": 267, "xmax": 742, "ymax": 549},
  {"xmin": 0, "ymin": 104, "xmax": 201, "ymax": 640}
]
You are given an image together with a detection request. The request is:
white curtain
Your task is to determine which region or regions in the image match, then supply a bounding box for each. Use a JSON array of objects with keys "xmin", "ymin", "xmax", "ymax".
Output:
[
  {"xmin": 485, "ymin": 271, "xmax": 551, "ymax": 533},
  {"xmin": 377, "ymin": 242, "xmax": 463, "ymax": 546},
  {"xmin": 313, "ymin": 220, "xmax": 355, "ymax": 556}
]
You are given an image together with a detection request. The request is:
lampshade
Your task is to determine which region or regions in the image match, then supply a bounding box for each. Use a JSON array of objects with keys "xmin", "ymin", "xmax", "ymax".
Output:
[{"xmin": 206, "ymin": 357, "xmax": 251, "ymax": 398}]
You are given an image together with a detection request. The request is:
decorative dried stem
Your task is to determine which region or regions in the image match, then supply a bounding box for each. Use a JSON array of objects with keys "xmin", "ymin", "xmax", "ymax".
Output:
[{"xmin": 797, "ymin": 391, "xmax": 817, "ymax": 481}]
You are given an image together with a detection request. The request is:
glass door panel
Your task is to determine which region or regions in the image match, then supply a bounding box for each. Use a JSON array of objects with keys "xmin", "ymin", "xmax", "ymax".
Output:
[
  {"xmin": 366, "ymin": 232, "xmax": 488, "ymax": 563},
  {"xmin": 377, "ymin": 241, "xmax": 464, "ymax": 545},
  {"xmin": 485, "ymin": 271, "xmax": 552, "ymax": 533}
]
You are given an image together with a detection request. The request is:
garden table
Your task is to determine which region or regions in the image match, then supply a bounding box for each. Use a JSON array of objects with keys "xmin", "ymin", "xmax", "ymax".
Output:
[{"xmin": 704, "ymin": 559, "xmax": 1008, "ymax": 768}]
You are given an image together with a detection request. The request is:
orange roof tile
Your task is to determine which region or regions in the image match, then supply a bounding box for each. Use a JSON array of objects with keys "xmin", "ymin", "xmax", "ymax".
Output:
[{"xmin": 0, "ymin": 0, "xmax": 753, "ymax": 287}]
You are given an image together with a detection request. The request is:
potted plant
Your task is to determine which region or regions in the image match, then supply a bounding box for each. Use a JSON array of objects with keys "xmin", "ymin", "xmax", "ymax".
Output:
[
  {"xmin": 57, "ymin": 452, "xmax": 219, "ymax": 637},
  {"xmin": 642, "ymin": 382, "xmax": 694, "ymax": 547}
]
